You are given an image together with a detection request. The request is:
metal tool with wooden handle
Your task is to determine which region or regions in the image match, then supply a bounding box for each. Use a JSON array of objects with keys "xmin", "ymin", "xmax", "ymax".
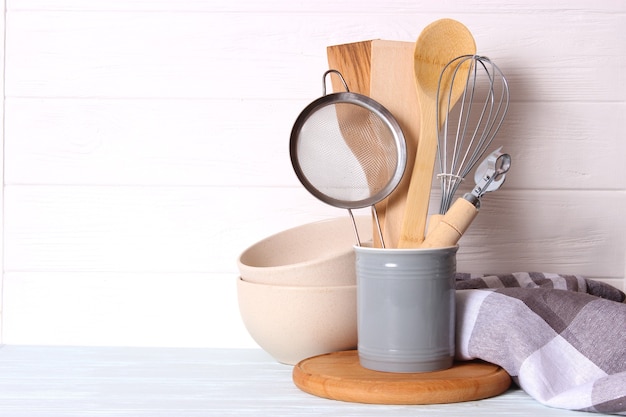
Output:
[
  {"xmin": 421, "ymin": 151, "xmax": 511, "ymax": 248},
  {"xmin": 426, "ymin": 54, "xmax": 510, "ymax": 240},
  {"xmin": 398, "ymin": 19, "xmax": 476, "ymax": 248}
]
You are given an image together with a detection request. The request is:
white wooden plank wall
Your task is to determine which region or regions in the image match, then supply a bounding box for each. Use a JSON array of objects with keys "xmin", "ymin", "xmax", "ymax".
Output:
[{"xmin": 1, "ymin": 0, "xmax": 625, "ymax": 347}]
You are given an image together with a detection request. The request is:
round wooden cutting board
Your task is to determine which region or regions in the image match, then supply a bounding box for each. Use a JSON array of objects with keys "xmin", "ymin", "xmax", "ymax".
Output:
[{"xmin": 292, "ymin": 350, "xmax": 511, "ymax": 405}]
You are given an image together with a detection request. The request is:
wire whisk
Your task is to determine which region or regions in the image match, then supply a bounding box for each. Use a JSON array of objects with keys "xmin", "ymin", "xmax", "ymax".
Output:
[{"xmin": 436, "ymin": 55, "xmax": 510, "ymax": 214}]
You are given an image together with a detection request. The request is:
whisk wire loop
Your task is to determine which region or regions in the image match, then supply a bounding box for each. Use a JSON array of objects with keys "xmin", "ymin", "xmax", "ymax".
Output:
[{"xmin": 435, "ymin": 55, "xmax": 510, "ymax": 214}]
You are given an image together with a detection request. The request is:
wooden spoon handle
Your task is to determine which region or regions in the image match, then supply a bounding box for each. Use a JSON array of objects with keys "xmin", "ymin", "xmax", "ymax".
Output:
[
  {"xmin": 397, "ymin": 100, "xmax": 437, "ymax": 248},
  {"xmin": 419, "ymin": 198, "xmax": 478, "ymax": 248}
]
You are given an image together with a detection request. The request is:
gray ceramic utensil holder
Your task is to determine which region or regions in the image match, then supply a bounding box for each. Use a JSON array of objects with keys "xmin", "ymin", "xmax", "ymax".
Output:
[{"xmin": 354, "ymin": 245, "xmax": 458, "ymax": 373}]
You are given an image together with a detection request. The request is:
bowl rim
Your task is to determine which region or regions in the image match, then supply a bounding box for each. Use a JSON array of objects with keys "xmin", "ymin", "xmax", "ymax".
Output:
[
  {"xmin": 237, "ymin": 216, "xmax": 368, "ymax": 270},
  {"xmin": 236, "ymin": 276, "xmax": 356, "ymax": 290}
]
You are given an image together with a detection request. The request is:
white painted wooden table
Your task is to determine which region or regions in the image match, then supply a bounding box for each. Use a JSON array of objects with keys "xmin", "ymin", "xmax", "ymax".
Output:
[{"xmin": 0, "ymin": 346, "xmax": 599, "ymax": 416}]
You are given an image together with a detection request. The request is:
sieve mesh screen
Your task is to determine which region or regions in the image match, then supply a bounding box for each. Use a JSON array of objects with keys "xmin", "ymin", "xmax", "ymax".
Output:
[{"xmin": 293, "ymin": 101, "xmax": 400, "ymax": 208}]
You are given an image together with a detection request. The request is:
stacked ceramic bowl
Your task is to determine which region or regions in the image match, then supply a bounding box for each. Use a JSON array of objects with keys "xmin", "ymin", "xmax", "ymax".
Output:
[{"xmin": 236, "ymin": 216, "xmax": 371, "ymax": 365}]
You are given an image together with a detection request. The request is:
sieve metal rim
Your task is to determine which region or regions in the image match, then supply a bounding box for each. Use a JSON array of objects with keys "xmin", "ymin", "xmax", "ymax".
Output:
[{"xmin": 289, "ymin": 91, "xmax": 407, "ymax": 209}]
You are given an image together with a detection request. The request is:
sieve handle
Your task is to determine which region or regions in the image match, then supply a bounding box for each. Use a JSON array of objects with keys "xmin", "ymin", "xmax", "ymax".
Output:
[
  {"xmin": 322, "ymin": 69, "xmax": 349, "ymax": 95},
  {"xmin": 419, "ymin": 198, "xmax": 478, "ymax": 248}
]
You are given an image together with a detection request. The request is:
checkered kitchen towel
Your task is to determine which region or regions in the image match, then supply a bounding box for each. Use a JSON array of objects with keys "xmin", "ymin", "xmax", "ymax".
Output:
[{"xmin": 455, "ymin": 272, "xmax": 626, "ymax": 415}]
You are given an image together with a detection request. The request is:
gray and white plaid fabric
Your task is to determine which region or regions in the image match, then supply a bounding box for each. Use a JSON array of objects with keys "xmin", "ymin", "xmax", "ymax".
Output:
[{"xmin": 455, "ymin": 272, "xmax": 626, "ymax": 415}]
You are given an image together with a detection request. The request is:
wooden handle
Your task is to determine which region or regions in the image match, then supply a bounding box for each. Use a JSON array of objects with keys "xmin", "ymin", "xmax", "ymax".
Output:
[
  {"xmin": 327, "ymin": 41, "xmax": 372, "ymax": 94},
  {"xmin": 426, "ymin": 213, "xmax": 444, "ymax": 237},
  {"xmin": 420, "ymin": 198, "xmax": 478, "ymax": 248},
  {"xmin": 369, "ymin": 40, "xmax": 421, "ymax": 249},
  {"xmin": 397, "ymin": 93, "xmax": 437, "ymax": 248}
]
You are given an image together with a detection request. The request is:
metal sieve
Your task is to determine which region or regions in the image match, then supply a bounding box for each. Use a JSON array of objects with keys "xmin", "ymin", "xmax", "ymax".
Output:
[{"xmin": 289, "ymin": 70, "xmax": 407, "ymax": 247}]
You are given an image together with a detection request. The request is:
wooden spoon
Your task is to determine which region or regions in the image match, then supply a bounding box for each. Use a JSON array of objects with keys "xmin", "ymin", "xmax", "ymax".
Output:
[{"xmin": 397, "ymin": 19, "xmax": 476, "ymax": 248}]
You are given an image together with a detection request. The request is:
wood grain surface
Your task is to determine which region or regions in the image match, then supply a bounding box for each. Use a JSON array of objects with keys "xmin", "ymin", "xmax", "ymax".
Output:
[{"xmin": 293, "ymin": 350, "xmax": 511, "ymax": 405}]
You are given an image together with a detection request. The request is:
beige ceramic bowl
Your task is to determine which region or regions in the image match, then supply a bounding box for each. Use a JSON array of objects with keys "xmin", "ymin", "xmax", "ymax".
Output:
[
  {"xmin": 236, "ymin": 277, "xmax": 357, "ymax": 365},
  {"xmin": 237, "ymin": 216, "xmax": 372, "ymax": 287}
]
